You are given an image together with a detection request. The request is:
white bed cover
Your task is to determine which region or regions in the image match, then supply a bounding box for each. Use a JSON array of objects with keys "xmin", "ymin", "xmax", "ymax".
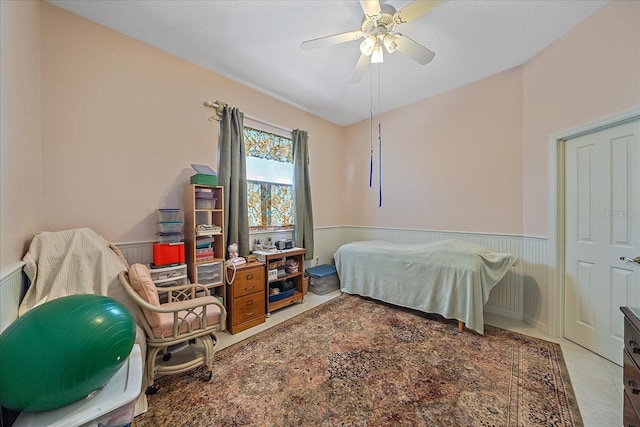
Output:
[{"xmin": 334, "ymin": 239, "xmax": 517, "ymax": 334}]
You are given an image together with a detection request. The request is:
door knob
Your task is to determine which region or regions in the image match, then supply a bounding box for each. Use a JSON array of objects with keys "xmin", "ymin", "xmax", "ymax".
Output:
[{"xmin": 620, "ymin": 256, "xmax": 640, "ymax": 265}]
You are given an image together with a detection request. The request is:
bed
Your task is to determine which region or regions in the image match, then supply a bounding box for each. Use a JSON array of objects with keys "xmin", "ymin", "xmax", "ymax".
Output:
[{"xmin": 334, "ymin": 239, "xmax": 517, "ymax": 335}]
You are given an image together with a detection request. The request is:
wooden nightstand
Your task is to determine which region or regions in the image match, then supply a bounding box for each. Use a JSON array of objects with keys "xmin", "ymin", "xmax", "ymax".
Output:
[
  {"xmin": 226, "ymin": 262, "xmax": 265, "ymax": 334},
  {"xmin": 622, "ymin": 306, "xmax": 640, "ymax": 427}
]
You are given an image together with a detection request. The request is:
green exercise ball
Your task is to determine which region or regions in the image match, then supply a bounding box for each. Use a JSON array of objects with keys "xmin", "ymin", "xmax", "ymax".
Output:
[{"xmin": 0, "ymin": 294, "xmax": 135, "ymax": 412}]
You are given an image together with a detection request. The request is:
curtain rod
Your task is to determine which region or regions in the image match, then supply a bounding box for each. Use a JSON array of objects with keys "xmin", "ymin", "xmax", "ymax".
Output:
[{"xmin": 203, "ymin": 100, "xmax": 293, "ymax": 134}]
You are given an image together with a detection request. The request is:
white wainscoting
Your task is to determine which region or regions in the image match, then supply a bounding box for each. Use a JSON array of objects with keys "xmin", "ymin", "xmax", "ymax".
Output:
[
  {"xmin": 115, "ymin": 241, "xmax": 155, "ymax": 266},
  {"xmin": 114, "ymin": 228, "xmax": 552, "ymax": 335},
  {"xmin": 1, "ymin": 230, "xmax": 552, "ymax": 336},
  {"xmin": 0, "ymin": 262, "xmax": 26, "ymax": 333}
]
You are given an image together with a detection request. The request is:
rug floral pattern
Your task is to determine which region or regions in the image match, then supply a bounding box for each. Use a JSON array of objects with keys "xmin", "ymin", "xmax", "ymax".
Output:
[{"xmin": 134, "ymin": 294, "xmax": 582, "ymax": 426}]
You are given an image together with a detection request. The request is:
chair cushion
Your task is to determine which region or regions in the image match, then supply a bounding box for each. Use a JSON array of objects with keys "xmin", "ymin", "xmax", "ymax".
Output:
[
  {"xmin": 128, "ymin": 263, "xmax": 162, "ymax": 328},
  {"xmin": 151, "ymin": 296, "xmax": 222, "ymax": 339}
]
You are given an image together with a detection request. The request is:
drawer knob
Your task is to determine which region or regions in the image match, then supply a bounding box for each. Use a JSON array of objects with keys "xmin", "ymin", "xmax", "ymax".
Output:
[
  {"xmin": 628, "ymin": 378, "xmax": 640, "ymax": 394},
  {"xmin": 246, "ymin": 274, "xmax": 253, "ymax": 280},
  {"xmin": 244, "ymin": 285, "xmax": 255, "ymax": 291},
  {"xmin": 630, "ymin": 339, "xmax": 640, "ymax": 353},
  {"xmin": 244, "ymin": 311, "xmax": 255, "ymax": 317}
]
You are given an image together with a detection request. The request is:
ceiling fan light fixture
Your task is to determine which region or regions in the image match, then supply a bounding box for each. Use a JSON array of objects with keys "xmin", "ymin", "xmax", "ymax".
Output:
[
  {"xmin": 360, "ymin": 35, "xmax": 376, "ymax": 56},
  {"xmin": 300, "ymin": 0, "xmax": 440, "ymax": 83},
  {"xmin": 371, "ymin": 44, "xmax": 384, "ymax": 63},
  {"xmin": 383, "ymin": 33, "xmax": 399, "ymax": 53}
]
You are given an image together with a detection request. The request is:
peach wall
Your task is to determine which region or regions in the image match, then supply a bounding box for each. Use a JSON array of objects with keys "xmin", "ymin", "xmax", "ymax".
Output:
[
  {"xmin": 344, "ymin": 0, "xmax": 639, "ymax": 238},
  {"xmin": 40, "ymin": 3, "xmax": 345, "ymax": 244},
  {"xmin": 344, "ymin": 67, "xmax": 524, "ymax": 235},
  {"xmin": 3, "ymin": 0, "xmax": 637, "ymax": 271},
  {"xmin": 522, "ymin": 0, "xmax": 640, "ymax": 237},
  {"xmin": 0, "ymin": 0, "xmax": 42, "ymax": 270}
]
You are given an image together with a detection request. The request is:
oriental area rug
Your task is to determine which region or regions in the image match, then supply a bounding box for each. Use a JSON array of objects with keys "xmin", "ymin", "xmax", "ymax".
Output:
[{"xmin": 133, "ymin": 294, "xmax": 583, "ymax": 427}]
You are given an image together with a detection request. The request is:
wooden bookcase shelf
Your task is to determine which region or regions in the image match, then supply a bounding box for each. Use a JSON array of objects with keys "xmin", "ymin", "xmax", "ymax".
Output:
[
  {"xmin": 256, "ymin": 248, "xmax": 306, "ymax": 315},
  {"xmin": 184, "ymin": 184, "xmax": 226, "ymax": 305}
]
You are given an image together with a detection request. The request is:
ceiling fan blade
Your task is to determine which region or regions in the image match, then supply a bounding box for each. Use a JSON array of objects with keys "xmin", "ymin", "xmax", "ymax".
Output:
[
  {"xmin": 301, "ymin": 30, "xmax": 363, "ymax": 50},
  {"xmin": 395, "ymin": 0, "xmax": 443, "ymax": 24},
  {"xmin": 360, "ymin": 0, "xmax": 381, "ymax": 18},
  {"xmin": 350, "ymin": 54, "xmax": 371, "ymax": 83},
  {"xmin": 393, "ymin": 34, "xmax": 435, "ymax": 65}
]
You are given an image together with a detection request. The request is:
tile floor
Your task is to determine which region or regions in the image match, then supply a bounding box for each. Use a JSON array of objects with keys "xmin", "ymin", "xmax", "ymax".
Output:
[{"xmin": 218, "ymin": 290, "xmax": 622, "ymax": 427}]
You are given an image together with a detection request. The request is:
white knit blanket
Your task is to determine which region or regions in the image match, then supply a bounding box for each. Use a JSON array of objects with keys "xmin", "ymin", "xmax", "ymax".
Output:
[
  {"xmin": 20, "ymin": 228, "xmax": 131, "ymax": 315},
  {"xmin": 19, "ymin": 227, "xmax": 148, "ymax": 413}
]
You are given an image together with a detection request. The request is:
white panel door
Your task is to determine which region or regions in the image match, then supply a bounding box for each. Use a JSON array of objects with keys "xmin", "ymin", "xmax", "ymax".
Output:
[{"xmin": 565, "ymin": 119, "xmax": 640, "ymax": 365}]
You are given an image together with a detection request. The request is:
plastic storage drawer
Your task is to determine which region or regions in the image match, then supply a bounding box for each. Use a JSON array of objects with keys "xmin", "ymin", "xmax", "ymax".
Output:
[
  {"xmin": 197, "ymin": 261, "xmax": 223, "ymax": 285},
  {"xmin": 149, "ymin": 263, "xmax": 188, "ymax": 287}
]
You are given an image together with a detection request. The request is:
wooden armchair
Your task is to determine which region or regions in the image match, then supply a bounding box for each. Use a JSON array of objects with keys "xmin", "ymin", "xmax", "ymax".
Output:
[{"xmin": 118, "ymin": 263, "xmax": 226, "ymax": 394}]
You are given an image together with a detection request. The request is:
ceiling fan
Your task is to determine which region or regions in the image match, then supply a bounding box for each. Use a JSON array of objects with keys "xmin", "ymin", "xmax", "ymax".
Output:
[{"xmin": 301, "ymin": 0, "xmax": 442, "ymax": 83}]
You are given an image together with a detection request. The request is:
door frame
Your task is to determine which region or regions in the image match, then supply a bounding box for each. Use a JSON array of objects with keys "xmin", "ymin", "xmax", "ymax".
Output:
[{"xmin": 548, "ymin": 106, "xmax": 640, "ymax": 337}]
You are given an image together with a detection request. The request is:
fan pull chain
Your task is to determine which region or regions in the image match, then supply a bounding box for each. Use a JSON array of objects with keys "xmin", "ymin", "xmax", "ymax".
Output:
[
  {"xmin": 378, "ymin": 121, "xmax": 382, "ymax": 207},
  {"xmin": 369, "ymin": 72, "xmax": 374, "ymax": 188},
  {"xmin": 377, "ymin": 63, "xmax": 382, "ymax": 207},
  {"xmin": 369, "ymin": 111, "xmax": 373, "ymax": 188}
]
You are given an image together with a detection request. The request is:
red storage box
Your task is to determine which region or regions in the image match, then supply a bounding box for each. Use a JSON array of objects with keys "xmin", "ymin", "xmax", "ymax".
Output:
[{"xmin": 153, "ymin": 242, "xmax": 185, "ymax": 266}]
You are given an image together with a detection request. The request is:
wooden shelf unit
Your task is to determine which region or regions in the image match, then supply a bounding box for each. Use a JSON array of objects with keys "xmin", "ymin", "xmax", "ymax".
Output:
[
  {"xmin": 184, "ymin": 184, "xmax": 226, "ymax": 304},
  {"xmin": 258, "ymin": 248, "xmax": 306, "ymax": 315}
]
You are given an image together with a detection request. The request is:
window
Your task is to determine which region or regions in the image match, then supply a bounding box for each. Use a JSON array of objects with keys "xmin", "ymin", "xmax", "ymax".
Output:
[{"xmin": 244, "ymin": 127, "xmax": 294, "ymax": 231}]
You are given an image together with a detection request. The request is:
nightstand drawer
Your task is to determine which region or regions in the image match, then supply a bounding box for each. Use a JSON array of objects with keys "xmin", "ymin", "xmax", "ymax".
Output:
[
  {"xmin": 231, "ymin": 292, "xmax": 265, "ymax": 325},
  {"xmin": 625, "ymin": 350, "xmax": 640, "ymax": 416},
  {"xmin": 627, "ymin": 318, "xmax": 640, "ymax": 369},
  {"xmin": 231, "ymin": 266, "xmax": 264, "ymax": 298},
  {"xmin": 625, "ymin": 389, "xmax": 640, "ymax": 427}
]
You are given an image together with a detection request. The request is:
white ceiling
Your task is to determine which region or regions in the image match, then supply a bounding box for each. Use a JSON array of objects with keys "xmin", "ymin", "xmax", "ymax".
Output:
[{"xmin": 49, "ymin": 0, "xmax": 607, "ymax": 127}]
